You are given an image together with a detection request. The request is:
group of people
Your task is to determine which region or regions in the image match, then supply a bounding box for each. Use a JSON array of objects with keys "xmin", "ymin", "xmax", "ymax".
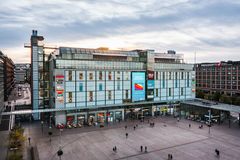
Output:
[
  {"xmin": 168, "ymin": 154, "xmax": 173, "ymax": 159},
  {"xmin": 113, "ymin": 146, "xmax": 117, "ymax": 152},
  {"xmin": 140, "ymin": 145, "xmax": 148, "ymax": 152},
  {"xmin": 199, "ymin": 124, "xmax": 203, "ymax": 129}
]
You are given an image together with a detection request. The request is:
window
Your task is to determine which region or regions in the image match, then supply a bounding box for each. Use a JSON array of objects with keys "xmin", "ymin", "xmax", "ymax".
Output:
[
  {"xmin": 125, "ymin": 72, "xmax": 129, "ymax": 80},
  {"xmin": 108, "ymin": 91, "xmax": 112, "ymax": 100},
  {"xmin": 79, "ymin": 83, "xmax": 83, "ymax": 92},
  {"xmin": 169, "ymin": 88, "xmax": 171, "ymax": 97},
  {"xmin": 125, "ymin": 90, "xmax": 129, "ymax": 99},
  {"xmin": 181, "ymin": 72, "xmax": 184, "ymax": 79},
  {"xmin": 68, "ymin": 92, "xmax": 72, "ymax": 103},
  {"xmin": 89, "ymin": 73, "xmax": 93, "ymax": 80},
  {"xmin": 163, "ymin": 80, "xmax": 165, "ymax": 88},
  {"xmin": 169, "ymin": 72, "xmax": 171, "ymax": 80},
  {"xmin": 156, "ymin": 72, "xmax": 158, "ymax": 80},
  {"xmin": 175, "ymin": 80, "xmax": 178, "ymax": 88},
  {"xmin": 181, "ymin": 87, "xmax": 184, "ymax": 96},
  {"xmin": 117, "ymin": 71, "xmax": 120, "ymax": 80},
  {"xmin": 156, "ymin": 89, "xmax": 158, "ymax": 97},
  {"xmin": 79, "ymin": 73, "xmax": 83, "ymax": 80},
  {"xmin": 108, "ymin": 72, "xmax": 112, "ymax": 80},
  {"xmin": 89, "ymin": 91, "xmax": 93, "ymax": 101},
  {"xmin": 99, "ymin": 71, "xmax": 103, "ymax": 80},
  {"xmin": 117, "ymin": 81, "xmax": 120, "ymax": 90},
  {"xmin": 99, "ymin": 83, "xmax": 103, "ymax": 91},
  {"xmin": 69, "ymin": 71, "xmax": 72, "ymax": 81}
]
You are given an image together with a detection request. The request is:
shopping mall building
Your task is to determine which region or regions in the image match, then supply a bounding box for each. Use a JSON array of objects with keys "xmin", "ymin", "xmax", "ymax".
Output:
[{"xmin": 30, "ymin": 31, "xmax": 196, "ymax": 126}]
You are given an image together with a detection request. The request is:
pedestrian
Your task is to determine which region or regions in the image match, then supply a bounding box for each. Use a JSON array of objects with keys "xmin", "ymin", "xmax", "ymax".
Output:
[
  {"xmin": 140, "ymin": 145, "xmax": 143, "ymax": 152},
  {"xmin": 136, "ymin": 124, "xmax": 138, "ymax": 128},
  {"xmin": 145, "ymin": 146, "xmax": 147, "ymax": 152},
  {"xmin": 113, "ymin": 147, "xmax": 115, "ymax": 152},
  {"xmin": 170, "ymin": 154, "xmax": 173, "ymax": 159},
  {"xmin": 28, "ymin": 137, "xmax": 31, "ymax": 146},
  {"xmin": 125, "ymin": 125, "xmax": 127, "ymax": 130},
  {"xmin": 215, "ymin": 149, "xmax": 220, "ymax": 156},
  {"xmin": 177, "ymin": 117, "xmax": 180, "ymax": 122},
  {"xmin": 115, "ymin": 146, "xmax": 117, "ymax": 152},
  {"xmin": 126, "ymin": 133, "xmax": 128, "ymax": 138},
  {"xmin": 134, "ymin": 126, "xmax": 136, "ymax": 130},
  {"xmin": 189, "ymin": 124, "xmax": 191, "ymax": 128}
]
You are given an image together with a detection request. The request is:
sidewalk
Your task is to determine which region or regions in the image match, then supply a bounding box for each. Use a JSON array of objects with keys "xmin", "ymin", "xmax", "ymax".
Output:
[{"xmin": 0, "ymin": 131, "xmax": 9, "ymax": 160}]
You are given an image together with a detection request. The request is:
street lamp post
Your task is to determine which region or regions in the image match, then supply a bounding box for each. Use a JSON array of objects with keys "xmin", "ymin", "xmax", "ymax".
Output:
[
  {"xmin": 208, "ymin": 109, "xmax": 211, "ymax": 134},
  {"xmin": 57, "ymin": 128, "xmax": 63, "ymax": 159},
  {"xmin": 41, "ymin": 121, "xmax": 44, "ymax": 135},
  {"xmin": 49, "ymin": 115, "xmax": 52, "ymax": 129},
  {"xmin": 48, "ymin": 131, "xmax": 52, "ymax": 143}
]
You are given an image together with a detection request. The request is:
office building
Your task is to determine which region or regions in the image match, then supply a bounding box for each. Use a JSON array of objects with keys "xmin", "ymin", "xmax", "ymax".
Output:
[
  {"xmin": 0, "ymin": 52, "xmax": 4, "ymax": 118},
  {"xmin": 15, "ymin": 63, "xmax": 31, "ymax": 83},
  {"xmin": 3, "ymin": 53, "xmax": 15, "ymax": 101},
  {"xmin": 195, "ymin": 61, "xmax": 240, "ymax": 97}
]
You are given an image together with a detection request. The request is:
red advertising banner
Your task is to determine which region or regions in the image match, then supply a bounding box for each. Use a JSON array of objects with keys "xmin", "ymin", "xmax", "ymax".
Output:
[{"xmin": 147, "ymin": 70, "xmax": 154, "ymax": 80}]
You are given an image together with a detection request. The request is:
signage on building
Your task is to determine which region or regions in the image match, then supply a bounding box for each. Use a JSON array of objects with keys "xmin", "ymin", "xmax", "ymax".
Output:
[
  {"xmin": 131, "ymin": 72, "xmax": 146, "ymax": 102},
  {"xmin": 147, "ymin": 80, "xmax": 154, "ymax": 89},
  {"xmin": 147, "ymin": 70, "xmax": 154, "ymax": 80},
  {"xmin": 56, "ymin": 75, "xmax": 64, "ymax": 103}
]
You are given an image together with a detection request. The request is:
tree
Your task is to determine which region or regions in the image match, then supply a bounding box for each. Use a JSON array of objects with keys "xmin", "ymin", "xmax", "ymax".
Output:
[
  {"xmin": 196, "ymin": 90, "xmax": 205, "ymax": 99},
  {"xmin": 212, "ymin": 92, "xmax": 221, "ymax": 101}
]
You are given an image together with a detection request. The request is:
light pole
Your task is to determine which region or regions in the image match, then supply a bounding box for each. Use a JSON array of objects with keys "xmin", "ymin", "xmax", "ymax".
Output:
[
  {"xmin": 57, "ymin": 128, "xmax": 63, "ymax": 160},
  {"xmin": 41, "ymin": 121, "xmax": 44, "ymax": 135},
  {"xmin": 49, "ymin": 115, "xmax": 52, "ymax": 129},
  {"xmin": 208, "ymin": 109, "xmax": 211, "ymax": 134}
]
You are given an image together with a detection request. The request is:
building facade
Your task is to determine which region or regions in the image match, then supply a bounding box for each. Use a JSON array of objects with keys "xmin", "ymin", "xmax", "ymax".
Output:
[
  {"xmin": 3, "ymin": 53, "xmax": 15, "ymax": 101},
  {"xmin": 15, "ymin": 63, "xmax": 31, "ymax": 83},
  {"xmin": 30, "ymin": 30, "xmax": 49, "ymax": 120},
  {"xmin": 196, "ymin": 61, "xmax": 240, "ymax": 97},
  {"xmin": 48, "ymin": 47, "xmax": 195, "ymax": 125},
  {"xmin": 0, "ymin": 52, "xmax": 5, "ymax": 119}
]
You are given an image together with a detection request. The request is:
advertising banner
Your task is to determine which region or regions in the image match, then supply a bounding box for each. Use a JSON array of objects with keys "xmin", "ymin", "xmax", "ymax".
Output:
[
  {"xmin": 131, "ymin": 72, "xmax": 145, "ymax": 102},
  {"xmin": 56, "ymin": 75, "xmax": 64, "ymax": 103},
  {"xmin": 147, "ymin": 80, "xmax": 154, "ymax": 89}
]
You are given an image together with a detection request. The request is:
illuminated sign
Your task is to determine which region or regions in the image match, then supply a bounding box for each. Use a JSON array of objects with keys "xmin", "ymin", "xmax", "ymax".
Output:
[
  {"xmin": 147, "ymin": 70, "xmax": 154, "ymax": 80},
  {"xmin": 134, "ymin": 83, "xmax": 143, "ymax": 90},
  {"xmin": 56, "ymin": 75, "xmax": 65, "ymax": 103},
  {"xmin": 131, "ymin": 72, "xmax": 145, "ymax": 102},
  {"xmin": 147, "ymin": 80, "xmax": 154, "ymax": 89}
]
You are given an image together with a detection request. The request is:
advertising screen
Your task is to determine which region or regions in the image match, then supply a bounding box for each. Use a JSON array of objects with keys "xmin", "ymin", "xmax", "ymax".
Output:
[
  {"xmin": 132, "ymin": 72, "xmax": 145, "ymax": 102},
  {"xmin": 147, "ymin": 80, "xmax": 154, "ymax": 89}
]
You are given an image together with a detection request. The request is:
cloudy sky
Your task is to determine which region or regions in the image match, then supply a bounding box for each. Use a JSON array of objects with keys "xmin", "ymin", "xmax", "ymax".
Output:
[{"xmin": 0, "ymin": 0, "xmax": 240, "ymax": 63}]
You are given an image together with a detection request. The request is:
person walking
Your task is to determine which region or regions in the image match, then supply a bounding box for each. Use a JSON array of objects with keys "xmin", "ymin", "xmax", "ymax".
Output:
[
  {"xmin": 145, "ymin": 146, "xmax": 147, "ymax": 153},
  {"xmin": 28, "ymin": 137, "xmax": 31, "ymax": 146},
  {"xmin": 189, "ymin": 124, "xmax": 191, "ymax": 128},
  {"xmin": 126, "ymin": 133, "xmax": 128, "ymax": 138},
  {"xmin": 134, "ymin": 126, "xmax": 136, "ymax": 130},
  {"xmin": 140, "ymin": 145, "xmax": 143, "ymax": 152},
  {"xmin": 114, "ymin": 146, "xmax": 117, "ymax": 152},
  {"xmin": 125, "ymin": 125, "xmax": 127, "ymax": 130}
]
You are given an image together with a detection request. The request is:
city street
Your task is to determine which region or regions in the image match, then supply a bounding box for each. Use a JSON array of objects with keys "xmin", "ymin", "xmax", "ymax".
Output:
[{"xmin": 23, "ymin": 116, "xmax": 240, "ymax": 160}]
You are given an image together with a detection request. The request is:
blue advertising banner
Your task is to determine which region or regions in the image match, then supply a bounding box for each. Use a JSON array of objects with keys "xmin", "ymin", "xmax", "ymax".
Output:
[
  {"xmin": 132, "ymin": 72, "xmax": 145, "ymax": 102},
  {"xmin": 147, "ymin": 80, "xmax": 154, "ymax": 89}
]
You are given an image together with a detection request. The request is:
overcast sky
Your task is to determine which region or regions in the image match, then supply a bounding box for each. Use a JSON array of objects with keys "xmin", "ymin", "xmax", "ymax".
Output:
[{"xmin": 0, "ymin": 0, "xmax": 240, "ymax": 63}]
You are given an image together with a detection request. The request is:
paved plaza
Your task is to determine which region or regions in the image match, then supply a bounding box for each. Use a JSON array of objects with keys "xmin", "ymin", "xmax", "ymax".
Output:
[{"xmin": 23, "ymin": 117, "xmax": 240, "ymax": 160}]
